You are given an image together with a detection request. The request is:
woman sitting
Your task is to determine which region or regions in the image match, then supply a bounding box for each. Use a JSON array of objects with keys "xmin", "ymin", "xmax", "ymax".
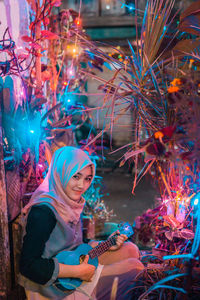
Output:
[{"xmin": 19, "ymin": 146, "xmax": 144, "ymax": 299}]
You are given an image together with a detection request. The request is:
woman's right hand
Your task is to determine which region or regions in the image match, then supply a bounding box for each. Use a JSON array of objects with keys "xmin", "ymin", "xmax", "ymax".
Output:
[{"xmin": 78, "ymin": 255, "xmax": 96, "ymax": 282}]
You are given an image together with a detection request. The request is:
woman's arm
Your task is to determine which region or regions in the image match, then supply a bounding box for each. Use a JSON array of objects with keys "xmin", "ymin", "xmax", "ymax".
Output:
[
  {"xmin": 20, "ymin": 205, "xmax": 57, "ymax": 284},
  {"xmin": 20, "ymin": 205, "xmax": 95, "ymax": 284}
]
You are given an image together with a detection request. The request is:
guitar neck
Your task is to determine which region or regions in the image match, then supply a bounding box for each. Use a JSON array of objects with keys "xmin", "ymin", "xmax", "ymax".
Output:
[{"xmin": 88, "ymin": 236, "xmax": 116, "ymax": 259}]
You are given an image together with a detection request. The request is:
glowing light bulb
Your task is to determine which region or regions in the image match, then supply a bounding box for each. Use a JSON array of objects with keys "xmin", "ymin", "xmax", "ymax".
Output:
[
  {"xmin": 67, "ymin": 67, "xmax": 75, "ymax": 78},
  {"xmin": 128, "ymin": 5, "xmax": 135, "ymax": 11},
  {"xmin": 75, "ymin": 18, "xmax": 81, "ymax": 26}
]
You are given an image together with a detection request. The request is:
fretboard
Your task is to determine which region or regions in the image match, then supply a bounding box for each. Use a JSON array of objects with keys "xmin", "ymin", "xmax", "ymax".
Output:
[{"xmin": 88, "ymin": 236, "xmax": 116, "ymax": 259}]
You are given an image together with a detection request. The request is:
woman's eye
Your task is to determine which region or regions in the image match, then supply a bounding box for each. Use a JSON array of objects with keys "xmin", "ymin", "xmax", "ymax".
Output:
[
  {"xmin": 86, "ymin": 177, "xmax": 92, "ymax": 182},
  {"xmin": 73, "ymin": 175, "xmax": 79, "ymax": 180}
]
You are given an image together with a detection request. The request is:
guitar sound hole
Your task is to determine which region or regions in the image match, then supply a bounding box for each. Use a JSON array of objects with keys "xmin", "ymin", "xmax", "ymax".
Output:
[{"xmin": 79, "ymin": 254, "xmax": 86, "ymax": 264}]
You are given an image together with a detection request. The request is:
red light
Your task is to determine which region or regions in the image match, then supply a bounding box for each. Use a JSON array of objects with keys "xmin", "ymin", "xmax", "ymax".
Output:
[{"xmin": 75, "ymin": 18, "xmax": 81, "ymax": 26}]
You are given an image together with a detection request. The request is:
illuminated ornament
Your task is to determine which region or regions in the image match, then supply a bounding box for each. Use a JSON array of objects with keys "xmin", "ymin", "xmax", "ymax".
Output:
[
  {"xmin": 170, "ymin": 78, "xmax": 182, "ymax": 86},
  {"xmin": 198, "ymin": 83, "xmax": 200, "ymax": 94},
  {"xmin": 75, "ymin": 18, "xmax": 81, "ymax": 26},
  {"xmin": 154, "ymin": 131, "xmax": 164, "ymax": 140},
  {"xmin": 67, "ymin": 66, "xmax": 75, "ymax": 78},
  {"xmin": 128, "ymin": 4, "xmax": 135, "ymax": 11},
  {"xmin": 167, "ymin": 86, "xmax": 180, "ymax": 93},
  {"xmin": 191, "ymin": 192, "xmax": 200, "ymax": 207}
]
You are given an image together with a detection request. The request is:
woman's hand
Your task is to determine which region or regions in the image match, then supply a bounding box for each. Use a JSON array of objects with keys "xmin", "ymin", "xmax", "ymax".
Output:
[
  {"xmin": 58, "ymin": 255, "xmax": 95, "ymax": 281},
  {"xmin": 109, "ymin": 230, "xmax": 128, "ymax": 251},
  {"xmin": 77, "ymin": 255, "xmax": 96, "ymax": 281}
]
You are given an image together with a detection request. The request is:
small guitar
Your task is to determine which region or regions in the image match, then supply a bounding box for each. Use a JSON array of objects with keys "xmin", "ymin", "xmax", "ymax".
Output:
[{"xmin": 54, "ymin": 222, "xmax": 134, "ymax": 291}]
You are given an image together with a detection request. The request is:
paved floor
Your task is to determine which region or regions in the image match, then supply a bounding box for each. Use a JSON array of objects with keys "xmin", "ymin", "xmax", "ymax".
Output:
[{"xmin": 96, "ymin": 159, "xmax": 158, "ymax": 225}]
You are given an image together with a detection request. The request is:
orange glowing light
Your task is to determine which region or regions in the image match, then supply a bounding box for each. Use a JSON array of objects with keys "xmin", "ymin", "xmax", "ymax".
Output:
[
  {"xmin": 154, "ymin": 131, "xmax": 164, "ymax": 139},
  {"xmin": 171, "ymin": 78, "xmax": 182, "ymax": 86},
  {"xmin": 167, "ymin": 86, "xmax": 180, "ymax": 93},
  {"xmin": 75, "ymin": 18, "xmax": 81, "ymax": 26}
]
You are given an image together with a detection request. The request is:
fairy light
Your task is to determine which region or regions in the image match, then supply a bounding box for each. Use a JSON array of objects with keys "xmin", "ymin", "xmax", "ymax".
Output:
[
  {"xmin": 75, "ymin": 18, "xmax": 81, "ymax": 26},
  {"xmin": 120, "ymin": 1, "xmax": 135, "ymax": 12},
  {"xmin": 67, "ymin": 66, "xmax": 75, "ymax": 78},
  {"xmin": 127, "ymin": 4, "xmax": 135, "ymax": 11}
]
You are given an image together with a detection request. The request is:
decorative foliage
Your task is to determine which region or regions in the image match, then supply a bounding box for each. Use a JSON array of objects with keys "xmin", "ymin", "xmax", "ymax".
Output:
[{"xmin": 83, "ymin": 175, "xmax": 115, "ymax": 221}]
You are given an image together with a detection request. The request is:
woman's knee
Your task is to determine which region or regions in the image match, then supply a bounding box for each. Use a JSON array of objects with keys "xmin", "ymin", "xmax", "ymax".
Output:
[
  {"xmin": 122, "ymin": 242, "xmax": 140, "ymax": 259},
  {"xmin": 101, "ymin": 258, "xmax": 144, "ymax": 277},
  {"xmin": 126, "ymin": 257, "xmax": 144, "ymax": 271}
]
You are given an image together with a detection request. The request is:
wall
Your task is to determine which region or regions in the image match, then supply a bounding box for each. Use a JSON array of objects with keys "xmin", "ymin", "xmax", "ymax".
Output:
[{"xmin": 87, "ymin": 64, "xmax": 133, "ymax": 147}]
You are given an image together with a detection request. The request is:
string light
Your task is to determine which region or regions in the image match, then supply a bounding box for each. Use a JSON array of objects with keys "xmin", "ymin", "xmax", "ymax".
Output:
[{"xmin": 75, "ymin": 18, "xmax": 81, "ymax": 26}]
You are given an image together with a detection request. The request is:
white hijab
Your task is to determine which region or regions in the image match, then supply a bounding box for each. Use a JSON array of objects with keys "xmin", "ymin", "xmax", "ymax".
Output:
[{"xmin": 23, "ymin": 146, "xmax": 95, "ymax": 224}]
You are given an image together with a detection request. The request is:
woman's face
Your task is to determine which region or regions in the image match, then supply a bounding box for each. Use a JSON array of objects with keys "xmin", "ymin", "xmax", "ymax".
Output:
[{"xmin": 65, "ymin": 165, "xmax": 93, "ymax": 202}]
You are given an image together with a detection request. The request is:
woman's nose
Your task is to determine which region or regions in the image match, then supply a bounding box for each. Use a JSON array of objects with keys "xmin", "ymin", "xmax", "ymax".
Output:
[{"xmin": 77, "ymin": 179, "xmax": 84, "ymax": 189}]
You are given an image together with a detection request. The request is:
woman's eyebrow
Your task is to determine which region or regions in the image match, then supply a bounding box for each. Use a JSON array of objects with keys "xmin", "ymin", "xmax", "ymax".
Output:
[
  {"xmin": 75, "ymin": 172, "xmax": 81, "ymax": 175},
  {"xmin": 74, "ymin": 172, "xmax": 92, "ymax": 177}
]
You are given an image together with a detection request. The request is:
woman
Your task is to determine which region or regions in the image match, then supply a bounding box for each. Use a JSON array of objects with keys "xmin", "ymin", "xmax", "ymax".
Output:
[{"xmin": 19, "ymin": 146, "xmax": 144, "ymax": 300}]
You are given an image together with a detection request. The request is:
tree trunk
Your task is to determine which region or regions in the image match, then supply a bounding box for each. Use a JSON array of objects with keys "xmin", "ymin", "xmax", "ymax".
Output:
[{"xmin": 0, "ymin": 83, "xmax": 11, "ymax": 299}]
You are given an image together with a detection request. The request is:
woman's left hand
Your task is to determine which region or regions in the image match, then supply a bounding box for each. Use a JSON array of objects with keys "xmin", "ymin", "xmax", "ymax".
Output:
[{"xmin": 109, "ymin": 230, "xmax": 128, "ymax": 251}]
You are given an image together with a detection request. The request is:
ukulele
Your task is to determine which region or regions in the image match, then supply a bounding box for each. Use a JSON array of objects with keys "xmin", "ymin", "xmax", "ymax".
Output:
[{"xmin": 54, "ymin": 222, "xmax": 134, "ymax": 291}]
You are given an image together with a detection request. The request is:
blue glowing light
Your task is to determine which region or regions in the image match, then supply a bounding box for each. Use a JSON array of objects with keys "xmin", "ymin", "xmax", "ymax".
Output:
[
  {"xmin": 191, "ymin": 192, "xmax": 200, "ymax": 207},
  {"xmin": 30, "ymin": 130, "xmax": 35, "ymax": 133},
  {"xmin": 128, "ymin": 4, "xmax": 135, "ymax": 11},
  {"xmin": 120, "ymin": 1, "xmax": 135, "ymax": 11}
]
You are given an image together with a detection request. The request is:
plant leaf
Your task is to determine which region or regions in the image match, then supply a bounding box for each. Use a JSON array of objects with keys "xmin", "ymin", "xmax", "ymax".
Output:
[
  {"xmin": 21, "ymin": 35, "xmax": 33, "ymax": 43},
  {"xmin": 41, "ymin": 30, "xmax": 59, "ymax": 40},
  {"xmin": 178, "ymin": 229, "xmax": 194, "ymax": 240},
  {"xmin": 165, "ymin": 231, "xmax": 174, "ymax": 241},
  {"xmin": 180, "ymin": 0, "xmax": 200, "ymax": 20},
  {"xmin": 172, "ymin": 39, "xmax": 200, "ymax": 55}
]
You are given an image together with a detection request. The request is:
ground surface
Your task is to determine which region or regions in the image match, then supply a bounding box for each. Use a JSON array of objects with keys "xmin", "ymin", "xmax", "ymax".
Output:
[{"xmin": 96, "ymin": 155, "xmax": 158, "ymax": 225}]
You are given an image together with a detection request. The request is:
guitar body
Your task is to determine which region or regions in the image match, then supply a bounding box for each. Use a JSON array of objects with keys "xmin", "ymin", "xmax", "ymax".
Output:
[
  {"xmin": 55, "ymin": 243, "xmax": 99, "ymax": 291},
  {"xmin": 54, "ymin": 222, "xmax": 133, "ymax": 292}
]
